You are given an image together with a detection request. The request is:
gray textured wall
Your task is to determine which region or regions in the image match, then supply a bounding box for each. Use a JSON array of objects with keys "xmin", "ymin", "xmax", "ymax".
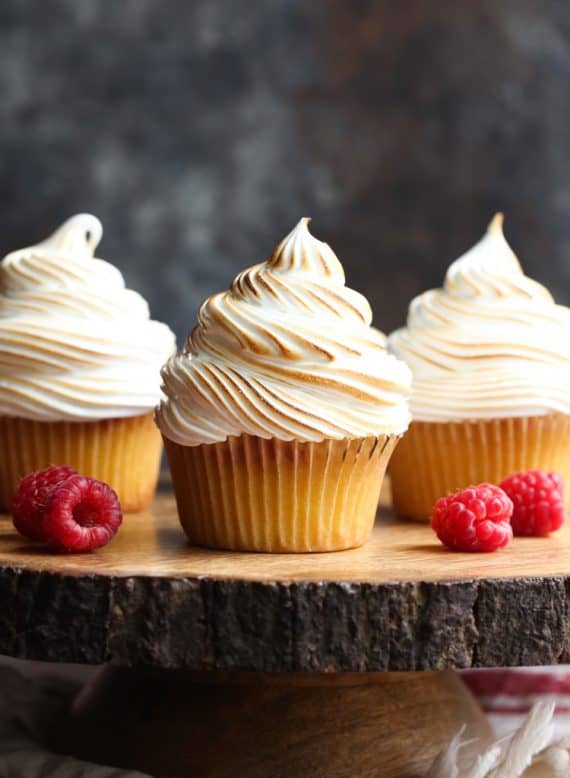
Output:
[{"xmin": 1, "ymin": 0, "xmax": 569, "ymax": 344}]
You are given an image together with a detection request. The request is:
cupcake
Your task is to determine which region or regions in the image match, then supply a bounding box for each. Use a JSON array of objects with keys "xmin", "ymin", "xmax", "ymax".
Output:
[
  {"xmin": 0, "ymin": 214, "xmax": 176, "ymax": 511},
  {"xmin": 388, "ymin": 213, "xmax": 570, "ymax": 520},
  {"xmin": 156, "ymin": 218, "xmax": 411, "ymax": 552}
]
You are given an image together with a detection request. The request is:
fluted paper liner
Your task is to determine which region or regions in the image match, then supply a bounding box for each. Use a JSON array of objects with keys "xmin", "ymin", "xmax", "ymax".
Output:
[
  {"xmin": 164, "ymin": 434, "xmax": 399, "ymax": 552},
  {"xmin": 389, "ymin": 413, "xmax": 570, "ymax": 521},
  {"xmin": 0, "ymin": 413, "xmax": 162, "ymax": 512}
]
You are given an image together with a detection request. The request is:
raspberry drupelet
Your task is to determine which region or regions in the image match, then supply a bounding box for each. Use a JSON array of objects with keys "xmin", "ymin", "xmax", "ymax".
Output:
[
  {"xmin": 11, "ymin": 466, "xmax": 123, "ymax": 552},
  {"xmin": 431, "ymin": 483, "xmax": 513, "ymax": 552},
  {"xmin": 42, "ymin": 475, "xmax": 123, "ymax": 553},
  {"xmin": 12, "ymin": 465, "xmax": 77, "ymax": 540},
  {"xmin": 500, "ymin": 470, "xmax": 565, "ymax": 537}
]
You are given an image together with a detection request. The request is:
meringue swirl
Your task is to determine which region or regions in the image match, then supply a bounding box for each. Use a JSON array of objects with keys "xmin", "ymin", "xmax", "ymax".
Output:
[
  {"xmin": 156, "ymin": 218, "xmax": 411, "ymax": 445},
  {"xmin": 389, "ymin": 213, "xmax": 570, "ymax": 422},
  {"xmin": 0, "ymin": 214, "xmax": 176, "ymax": 421}
]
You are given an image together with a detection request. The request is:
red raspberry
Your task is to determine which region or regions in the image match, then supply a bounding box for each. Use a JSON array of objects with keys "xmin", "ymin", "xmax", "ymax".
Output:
[
  {"xmin": 12, "ymin": 465, "xmax": 77, "ymax": 540},
  {"xmin": 431, "ymin": 483, "xmax": 513, "ymax": 552},
  {"xmin": 41, "ymin": 475, "xmax": 123, "ymax": 553},
  {"xmin": 499, "ymin": 470, "xmax": 565, "ymax": 536}
]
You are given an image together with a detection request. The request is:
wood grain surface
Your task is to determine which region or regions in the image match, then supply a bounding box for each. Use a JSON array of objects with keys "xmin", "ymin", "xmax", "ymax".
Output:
[
  {"xmin": 60, "ymin": 668, "xmax": 493, "ymax": 778},
  {"xmin": 2, "ymin": 490, "xmax": 570, "ymax": 582},
  {"xmin": 1, "ymin": 488, "xmax": 569, "ymax": 671}
]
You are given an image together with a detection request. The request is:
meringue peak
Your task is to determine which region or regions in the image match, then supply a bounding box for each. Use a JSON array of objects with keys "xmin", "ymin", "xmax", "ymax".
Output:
[
  {"xmin": 268, "ymin": 218, "xmax": 344, "ymax": 278},
  {"xmin": 487, "ymin": 212, "xmax": 505, "ymax": 235},
  {"xmin": 157, "ymin": 221, "xmax": 411, "ymax": 445},
  {"xmin": 41, "ymin": 214, "xmax": 103, "ymax": 258},
  {"xmin": 389, "ymin": 214, "xmax": 570, "ymax": 422},
  {"xmin": 0, "ymin": 214, "xmax": 175, "ymax": 421}
]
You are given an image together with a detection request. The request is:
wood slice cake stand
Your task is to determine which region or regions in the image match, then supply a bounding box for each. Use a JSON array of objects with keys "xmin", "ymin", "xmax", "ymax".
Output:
[{"xmin": 1, "ymin": 486, "xmax": 568, "ymax": 777}]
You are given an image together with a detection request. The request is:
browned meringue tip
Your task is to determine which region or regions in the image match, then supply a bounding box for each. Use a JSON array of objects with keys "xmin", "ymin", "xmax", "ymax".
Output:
[
  {"xmin": 268, "ymin": 215, "xmax": 344, "ymax": 277},
  {"xmin": 488, "ymin": 212, "xmax": 505, "ymax": 233}
]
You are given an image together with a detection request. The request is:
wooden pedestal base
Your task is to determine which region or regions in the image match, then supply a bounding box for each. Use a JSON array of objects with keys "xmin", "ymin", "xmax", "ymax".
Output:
[{"xmin": 54, "ymin": 667, "xmax": 493, "ymax": 777}]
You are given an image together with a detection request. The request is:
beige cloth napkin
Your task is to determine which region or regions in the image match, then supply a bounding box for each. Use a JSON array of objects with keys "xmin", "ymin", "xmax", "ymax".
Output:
[
  {"xmin": 0, "ymin": 662, "xmax": 150, "ymax": 778},
  {"xmin": 427, "ymin": 701, "xmax": 570, "ymax": 777}
]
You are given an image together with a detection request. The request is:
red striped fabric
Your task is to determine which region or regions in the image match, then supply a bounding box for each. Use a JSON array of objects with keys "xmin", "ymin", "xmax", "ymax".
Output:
[
  {"xmin": 461, "ymin": 667, "xmax": 570, "ymax": 738},
  {"xmin": 463, "ymin": 669, "xmax": 570, "ymax": 699}
]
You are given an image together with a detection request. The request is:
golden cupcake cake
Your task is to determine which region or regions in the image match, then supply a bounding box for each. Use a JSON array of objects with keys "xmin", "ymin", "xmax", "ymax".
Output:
[
  {"xmin": 0, "ymin": 214, "xmax": 176, "ymax": 511},
  {"xmin": 156, "ymin": 218, "xmax": 411, "ymax": 552},
  {"xmin": 389, "ymin": 213, "xmax": 570, "ymax": 520}
]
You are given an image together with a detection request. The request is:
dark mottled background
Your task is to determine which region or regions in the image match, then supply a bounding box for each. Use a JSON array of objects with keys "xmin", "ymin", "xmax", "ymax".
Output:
[{"xmin": 1, "ymin": 0, "xmax": 569, "ymax": 343}]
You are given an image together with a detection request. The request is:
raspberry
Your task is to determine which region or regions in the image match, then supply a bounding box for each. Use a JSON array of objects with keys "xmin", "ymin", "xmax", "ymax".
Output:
[
  {"xmin": 12, "ymin": 465, "xmax": 77, "ymax": 540},
  {"xmin": 499, "ymin": 470, "xmax": 565, "ymax": 536},
  {"xmin": 41, "ymin": 475, "xmax": 123, "ymax": 553},
  {"xmin": 431, "ymin": 483, "xmax": 513, "ymax": 552}
]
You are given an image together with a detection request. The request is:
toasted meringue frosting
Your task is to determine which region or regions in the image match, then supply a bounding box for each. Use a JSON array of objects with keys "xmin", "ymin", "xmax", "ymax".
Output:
[
  {"xmin": 0, "ymin": 214, "xmax": 176, "ymax": 421},
  {"xmin": 389, "ymin": 213, "xmax": 570, "ymax": 422},
  {"xmin": 156, "ymin": 218, "xmax": 411, "ymax": 446}
]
